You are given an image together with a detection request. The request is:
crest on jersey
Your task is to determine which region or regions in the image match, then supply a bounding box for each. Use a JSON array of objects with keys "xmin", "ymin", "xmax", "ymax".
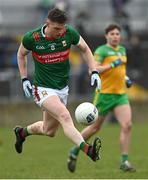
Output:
[
  {"xmin": 42, "ymin": 90, "xmax": 48, "ymax": 97},
  {"xmin": 51, "ymin": 45, "xmax": 55, "ymax": 50},
  {"xmin": 62, "ymin": 40, "xmax": 67, "ymax": 47}
]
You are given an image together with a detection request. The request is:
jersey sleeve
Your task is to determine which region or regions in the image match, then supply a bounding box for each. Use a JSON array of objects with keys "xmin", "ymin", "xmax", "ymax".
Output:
[
  {"xmin": 68, "ymin": 25, "xmax": 80, "ymax": 45},
  {"xmin": 94, "ymin": 47, "xmax": 105, "ymax": 63},
  {"xmin": 121, "ymin": 46, "xmax": 127, "ymax": 55},
  {"xmin": 22, "ymin": 32, "xmax": 34, "ymax": 50}
]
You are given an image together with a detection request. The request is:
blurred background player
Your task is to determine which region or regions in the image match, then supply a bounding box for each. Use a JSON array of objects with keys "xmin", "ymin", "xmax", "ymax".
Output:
[
  {"xmin": 67, "ymin": 24, "xmax": 136, "ymax": 173},
  {"xmin": 13, "ymin": 8, "xmax": 102, "ymax": 164}
]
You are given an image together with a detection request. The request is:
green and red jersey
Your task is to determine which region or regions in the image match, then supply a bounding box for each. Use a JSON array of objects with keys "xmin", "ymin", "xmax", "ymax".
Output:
[{"xmin": 22, "ymin": 24, "xmax": 80, "ymax": 89}]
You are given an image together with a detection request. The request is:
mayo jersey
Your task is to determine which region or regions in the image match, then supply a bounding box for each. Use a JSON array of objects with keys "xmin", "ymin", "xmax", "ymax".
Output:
[
  {"xmin": 94, "ymin": 44, "xmax": 127, "ymax": 94},
  {"xmin": 22, "ymin": 24, "xmax": 80, "ymax": 89}
]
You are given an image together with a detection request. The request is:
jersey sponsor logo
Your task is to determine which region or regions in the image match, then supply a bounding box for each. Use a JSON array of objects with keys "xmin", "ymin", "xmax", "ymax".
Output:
[
  {"xmin": 108, "ymin": 51, "xmax": 116, "ymax": 55},
  {"xmin": 36, "ymin": 43, "xmax": 56, "ymax": 50},
  {"xmin": 117, "ymin": 52, "xmax": 122, "ymax": 56},
  {"xmin": 36, "ymin": 45, "xmax": 45, "ymax": 49},
  {"xmin": 62, "ymin": 40, "xmax": 67, "ymax": 47},
  {"xmin": 32, "ymin": 49, "xmax": 70, "ymax": 64},
  {"xmin": 108, "ymin": 51, "xmax": 125, "ymax": 56}
]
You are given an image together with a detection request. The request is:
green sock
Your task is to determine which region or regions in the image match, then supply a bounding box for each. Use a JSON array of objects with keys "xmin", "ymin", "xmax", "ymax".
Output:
[
  {"xmin": 122, "ymin": 154, "xmax": 128, "ymax": 163},
  {"xmin": 23, "ymin": 127, "xmax": 31, "ymax": 137},
  {"xmin": 71, "ymin": 146, "xmax": 80, "ymax": 156},
  {"xmin": 79, "ymin": 142, "xmax": 89, "ymax": 154}
]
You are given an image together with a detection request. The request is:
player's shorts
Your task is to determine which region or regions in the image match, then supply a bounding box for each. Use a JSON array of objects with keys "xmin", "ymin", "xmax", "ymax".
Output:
[
  {"xmin": 32, "ymin": 85, "xmax": 69, "ymax": 107},
  {"xmin": 93, "ymin": 93, "xmax": 129, "ymax": 116}
]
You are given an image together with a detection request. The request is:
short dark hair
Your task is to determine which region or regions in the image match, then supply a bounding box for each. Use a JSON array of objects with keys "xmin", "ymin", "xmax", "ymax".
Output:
[
  {"xmin": 47, "ymin": 8, "xmax": 67, "ymax": 24},
  {"xmin": 105, "ymin": 24, "xmax": 121, "ymax": 34}
]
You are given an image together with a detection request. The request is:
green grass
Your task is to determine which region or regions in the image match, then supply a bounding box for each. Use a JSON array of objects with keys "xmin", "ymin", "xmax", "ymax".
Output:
[{"xmin": 0, "ymin": 122, "xmax": 147, "ymax": 179}]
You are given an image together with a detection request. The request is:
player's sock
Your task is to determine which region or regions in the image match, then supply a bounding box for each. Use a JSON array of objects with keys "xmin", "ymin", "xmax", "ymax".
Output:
[
  {"xmin": 120, "ymin": 155, "xmax": 136, "ymax": 172},
  {"xmin": 79, "ymin": 142, "xmax": 90, "ymax": 154},
  {"xmin": 71, "ymin": 146, "xmax": 80, "ymax": 156},
  {"xmin": 21, "ymin": 127, "xmax": 31, "ymax": 139},
  {"xmin": 68, "ymin": 146, "xmax": 79, "ymax": 173},
  {"xmin": 121, "ymin": 154, "xmax": 128, "ymax": 163}
]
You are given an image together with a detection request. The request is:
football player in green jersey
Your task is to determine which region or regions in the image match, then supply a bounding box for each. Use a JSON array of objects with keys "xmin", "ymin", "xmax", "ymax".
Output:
[
  {"xmin": 67, "ymin": 24, "xmax": 136, "ymax": 172},
  {"xmin": 14, "ymin": 8, "xmax": 102, "ymax": 164}
]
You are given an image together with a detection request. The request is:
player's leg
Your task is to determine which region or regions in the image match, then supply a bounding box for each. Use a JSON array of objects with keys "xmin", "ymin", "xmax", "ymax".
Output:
[
  {"xmin": 68, "ymin": 116, "xmax": 104, "ymax": 172},
  {"xmin": 114, "ymin": 103, "xmax": 136, "ymax": 172},
  {"xmin": 42, "ymin": 95, "xmax": 101, "ymax": 161},
  {"xmin": 27, "ymin": 111, "xmax": 60, "ymax": 137},
  {"xmin": 69, "ymin": 116, "xmax": 104, "ymax": 156},
  {"xmin": 14, "ymin": 111, "xmax": 59, "ymax": 153},
  {"xmin": 14, "ymin": 86, "xmax": 60, "ymax": 153},
  {"xmin": 67, "ymin": 93, "xmax": 112, "ymax": 172}
]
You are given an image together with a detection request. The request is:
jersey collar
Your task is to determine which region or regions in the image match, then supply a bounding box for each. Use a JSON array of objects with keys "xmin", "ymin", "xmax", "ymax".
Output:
[
  {"xmin": 41, "ymin": 24, "xmax": 67, "ymax": 41},
  {"xmin": 41, "ymin": 24, "xmax": 55, "ymax": 41},
  {"xmin": 106, "ymin": 44, "xmax": 120, "ymax": 51}
]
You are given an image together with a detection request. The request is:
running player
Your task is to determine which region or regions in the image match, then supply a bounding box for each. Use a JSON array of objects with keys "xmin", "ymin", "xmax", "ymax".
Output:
[
  {"xmin": 14, "ymin": 8, "xmax": 101, "ymax": 163},
  {"xmin": 67, "ymin": 24, "xmax": 136, "ymax": 172}
]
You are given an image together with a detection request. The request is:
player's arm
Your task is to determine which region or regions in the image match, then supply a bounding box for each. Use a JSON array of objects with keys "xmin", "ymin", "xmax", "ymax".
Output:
[
  {"xmin": 77, "ymin": 36, "xmax": 97, "ymax": 72},
  {"xmin": 17, "ymin": 43, "xmax": 32, "ymax": 98},
  {"xmin": 17, "ymin": 43, "xmax": 30, "ymax": 79},
  {"xmin": 95, "ymin": 61, "xmax": 112, "ymax": 73},
  {"xmin": 77, "ymin": 36, "xmax": 101, "ymax": 90},
  {"xmin": 94, "ymin": 54, "xmax": 123, "ymax": 74}
]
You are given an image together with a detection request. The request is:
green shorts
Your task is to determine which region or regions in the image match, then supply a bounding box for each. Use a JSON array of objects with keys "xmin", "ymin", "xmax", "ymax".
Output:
[{"xmin": 93, "ymin": 93, "xmax": 129, "ymax": 116}]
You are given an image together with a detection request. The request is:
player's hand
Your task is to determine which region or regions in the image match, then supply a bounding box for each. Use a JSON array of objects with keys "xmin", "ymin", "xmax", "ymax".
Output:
[
  {"xmin": 125, "ymin": 76, "xmax": 133, "ymax": 88},
  {"xmin": 91, "ymin": 71, "xmax": 101, "ymax": 90},
  {"xmin": 110, "ymin": 59, "xmax": 122, "ymax": 68},
  {"xmin": 22, "ymin": 78, "xmax": 32, "ymax": 98}
]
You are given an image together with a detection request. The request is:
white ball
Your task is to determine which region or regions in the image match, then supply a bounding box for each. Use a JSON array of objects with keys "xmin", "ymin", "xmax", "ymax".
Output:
[{"xmin": 75, "ymin": 102, "xmax": 98, "ymax": 125}]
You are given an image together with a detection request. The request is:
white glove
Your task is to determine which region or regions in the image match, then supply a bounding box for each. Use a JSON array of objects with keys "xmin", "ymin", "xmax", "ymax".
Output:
[
  {"xmin": 22, "ymin": 78, "xmax": 32, "ymax": 98},
  {"xmin": 91, "ymin": 71, "xmax": 101, "ymax": 90}
]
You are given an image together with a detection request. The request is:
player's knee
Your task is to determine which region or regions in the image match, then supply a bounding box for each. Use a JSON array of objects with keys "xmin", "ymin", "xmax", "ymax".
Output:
[
  {"xmin": 59, "ymin": 111, "xmax": 71, "ymax": 124},
  {"xmin": 122, "ymin": 121, "xmax": 132, "ymax": 132}
]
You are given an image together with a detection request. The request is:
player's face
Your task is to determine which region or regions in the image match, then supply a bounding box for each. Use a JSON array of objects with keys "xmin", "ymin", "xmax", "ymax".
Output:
[
  {"xmin": 105, "ymin": 28, "xmax": 121, "ymax": 47},
  {"xmin": 46, "ymin": 20, "xmax": 66, "ymax": 39}
]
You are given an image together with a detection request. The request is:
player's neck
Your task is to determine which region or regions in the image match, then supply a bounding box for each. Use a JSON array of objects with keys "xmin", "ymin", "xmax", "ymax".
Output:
[{"xmin": 107, "ymin": 43, "xmax": 118, "ymax": 50}]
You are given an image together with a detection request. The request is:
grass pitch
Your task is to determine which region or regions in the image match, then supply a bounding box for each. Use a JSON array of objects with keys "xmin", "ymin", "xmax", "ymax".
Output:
[{"xmin": 0, "ymin": 122, "xmax": 147, "ymax": 179}]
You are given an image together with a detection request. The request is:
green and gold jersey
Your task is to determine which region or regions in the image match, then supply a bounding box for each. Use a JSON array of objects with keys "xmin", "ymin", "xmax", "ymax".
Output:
[
  {"xmin": 94, "ymin": 44, "xmax": 127, "ymax": 94},
  {"xmin": 22, "ymin": 24, "xmax": 80, "ymax": 89}
]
